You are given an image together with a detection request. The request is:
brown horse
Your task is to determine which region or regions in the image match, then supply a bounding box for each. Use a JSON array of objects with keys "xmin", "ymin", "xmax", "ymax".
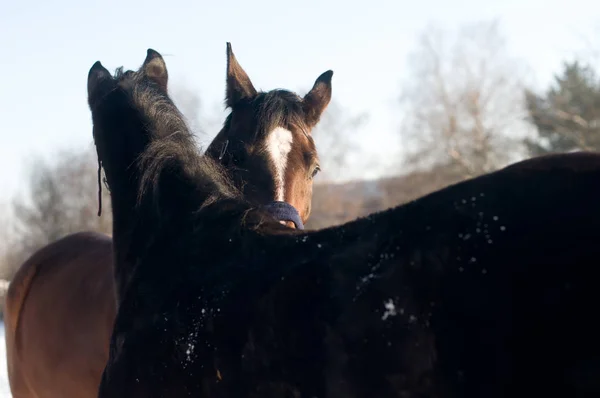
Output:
[
  {"xmin": 90, "ymin": 49, "xmax": 600, "ymax": 398},
  {"xmin": 4, "ymin": 43, "xmax": 332, "ymax": 398}
]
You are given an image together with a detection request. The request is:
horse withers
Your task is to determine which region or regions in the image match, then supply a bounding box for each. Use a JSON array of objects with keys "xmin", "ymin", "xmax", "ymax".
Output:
[
  {"xmin": 90, "ymin": 48, "xmax": 600, "ymax": 398},
  {"xmin": 4, "ymin": 43, "xmax": 333, "ymax": 398}
]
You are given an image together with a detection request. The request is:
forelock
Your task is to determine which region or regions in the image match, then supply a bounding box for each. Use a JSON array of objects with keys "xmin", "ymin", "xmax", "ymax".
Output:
[{"xmin": 255, "ymin": 90, "xmax": 307, "ymax": 137}]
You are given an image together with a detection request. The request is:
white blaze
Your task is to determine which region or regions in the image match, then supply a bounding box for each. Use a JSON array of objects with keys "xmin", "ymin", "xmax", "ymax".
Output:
[{"xmin": 265, "ymin": 127, "xmax": 293, "ymax": 201}]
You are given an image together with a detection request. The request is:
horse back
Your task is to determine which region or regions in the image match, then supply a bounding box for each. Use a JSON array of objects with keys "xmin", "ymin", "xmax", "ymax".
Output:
[{"xmin": 4, "ymin": 231, "xmax": 115, "ymax": 398}]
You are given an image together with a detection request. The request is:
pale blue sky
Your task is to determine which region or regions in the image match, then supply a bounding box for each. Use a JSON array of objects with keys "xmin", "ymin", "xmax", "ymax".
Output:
[{"xmin": 0, "ymin": 0, "xmax": 598, "ymax": 205}]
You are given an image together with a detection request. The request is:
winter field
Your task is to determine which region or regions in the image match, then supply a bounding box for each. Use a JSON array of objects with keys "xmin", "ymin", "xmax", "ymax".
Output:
[{"xmin": 0, "ymin": 323, "xmax": 10, "ymax": 397}]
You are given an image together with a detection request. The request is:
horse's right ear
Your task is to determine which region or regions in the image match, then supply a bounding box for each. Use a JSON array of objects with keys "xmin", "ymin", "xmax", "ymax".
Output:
[
  {"xmin": 225, "ymin": 42, "xmax": 257, "ymax": 108},
  {"xmin": 87, "ymin": 61, "xmax": 112, "ymax": 102},
  {"xmin": 142, "ymin": 49, "xmax": 169, "ymax": 91}
]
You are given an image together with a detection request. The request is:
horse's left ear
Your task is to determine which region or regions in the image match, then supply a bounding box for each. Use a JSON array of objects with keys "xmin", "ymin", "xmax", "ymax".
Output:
[
  {"xmin": 303, "ymin": 70, "xmax": 333, "ymax": 128},
  {"xmin": 142, "ymin": 49, "xmax": 168, "ymax": 91}
]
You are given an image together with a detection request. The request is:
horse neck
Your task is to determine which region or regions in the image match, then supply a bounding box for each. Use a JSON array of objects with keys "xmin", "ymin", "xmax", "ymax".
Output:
[{"xmin": 107, "ymin": 135, "xmax": 240, "ymax": 301}]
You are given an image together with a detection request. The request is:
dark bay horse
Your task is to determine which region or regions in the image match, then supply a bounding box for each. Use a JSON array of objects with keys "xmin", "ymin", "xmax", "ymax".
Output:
[
  {"xmin": 4, "ymin": 44, "xmax": 332, "ymax": 398},
  {"xmin": 90, "ymin": 49, "xmax": 600, "ymax": 398}
]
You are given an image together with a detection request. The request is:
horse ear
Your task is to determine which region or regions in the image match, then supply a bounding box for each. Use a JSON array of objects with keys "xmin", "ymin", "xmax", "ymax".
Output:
[
  {"xmin": 142, "ymin": 49, "xmax": 168, "ymax": 91},
  {"xmin": 303, "ymin": 70, "xmax": 333, "ymax": 128},
  {"xmin": 226, "ymin": 42, "xmax": 257, "ymax": 108},
  {"xmin": 87, "ymin": 61, "xmax": 112, "ymax": 102}
]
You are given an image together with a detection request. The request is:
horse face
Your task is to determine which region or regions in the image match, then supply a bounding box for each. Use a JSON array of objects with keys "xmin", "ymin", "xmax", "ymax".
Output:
[{"xmin": 206, "ymin": 43, "xmax": 332, "ymax": 227}]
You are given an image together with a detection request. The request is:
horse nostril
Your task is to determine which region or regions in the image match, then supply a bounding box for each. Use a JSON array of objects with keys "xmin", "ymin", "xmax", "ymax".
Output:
[{"xmin": 280, "ymin": 220, "xmax": 296, "ymax": 228}]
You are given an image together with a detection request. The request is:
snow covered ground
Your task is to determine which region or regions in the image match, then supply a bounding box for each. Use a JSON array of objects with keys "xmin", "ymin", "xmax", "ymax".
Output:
[{"xmin": 0, "ymin": 323, "xmax": 11, "ymax": 397}]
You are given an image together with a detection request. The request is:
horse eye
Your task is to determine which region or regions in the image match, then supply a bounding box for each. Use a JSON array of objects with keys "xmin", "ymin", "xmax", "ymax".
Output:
[
  {"xmin": 311, "ymin": 165, "xmax": 321, "ymax": 178},
  {"xmin": 233, "ymin": 150, "xmax": 246, "ymax": 164}
]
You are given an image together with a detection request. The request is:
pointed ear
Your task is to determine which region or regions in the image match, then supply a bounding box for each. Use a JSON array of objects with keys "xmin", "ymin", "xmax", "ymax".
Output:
[
  {"xmin": 226, "ymin": 42, "xmax": 257, "ymax": 108},
  {"xmin": 303, "ymin": 70, "xmax": 333, "ymax": 128},
  {"xmin": 142, "ymin": 49, "xmax": 168, "ymax": 91},
  {"xmin": 87, "ymin": 61, "xmax": 112, "ymax": 104}
]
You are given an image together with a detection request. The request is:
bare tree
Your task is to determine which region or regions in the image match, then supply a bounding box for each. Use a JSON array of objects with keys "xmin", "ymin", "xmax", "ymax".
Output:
[
  {"xmin": 4, "ymin": 146, "xmax": 112, "ymax": 277},
  {"xmin": 0, "ymin": 205, "xmax": 14, "ymax": 315},
  {"xmin": 0, "ymin": 202, "xmax": 16, "ymax": 280},
  {"xmin": 305, "ymin": 100, "xmax": 372, "ymax": 229},
  {"xmin": 399, "ymin": 20, "xmax": 530, "ymax": 178}
]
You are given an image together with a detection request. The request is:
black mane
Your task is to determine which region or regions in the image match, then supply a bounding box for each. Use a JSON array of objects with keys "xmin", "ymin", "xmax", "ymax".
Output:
[{"xmin": 115, "ymin": 66, "xmax": 241, "ymax": 214}]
